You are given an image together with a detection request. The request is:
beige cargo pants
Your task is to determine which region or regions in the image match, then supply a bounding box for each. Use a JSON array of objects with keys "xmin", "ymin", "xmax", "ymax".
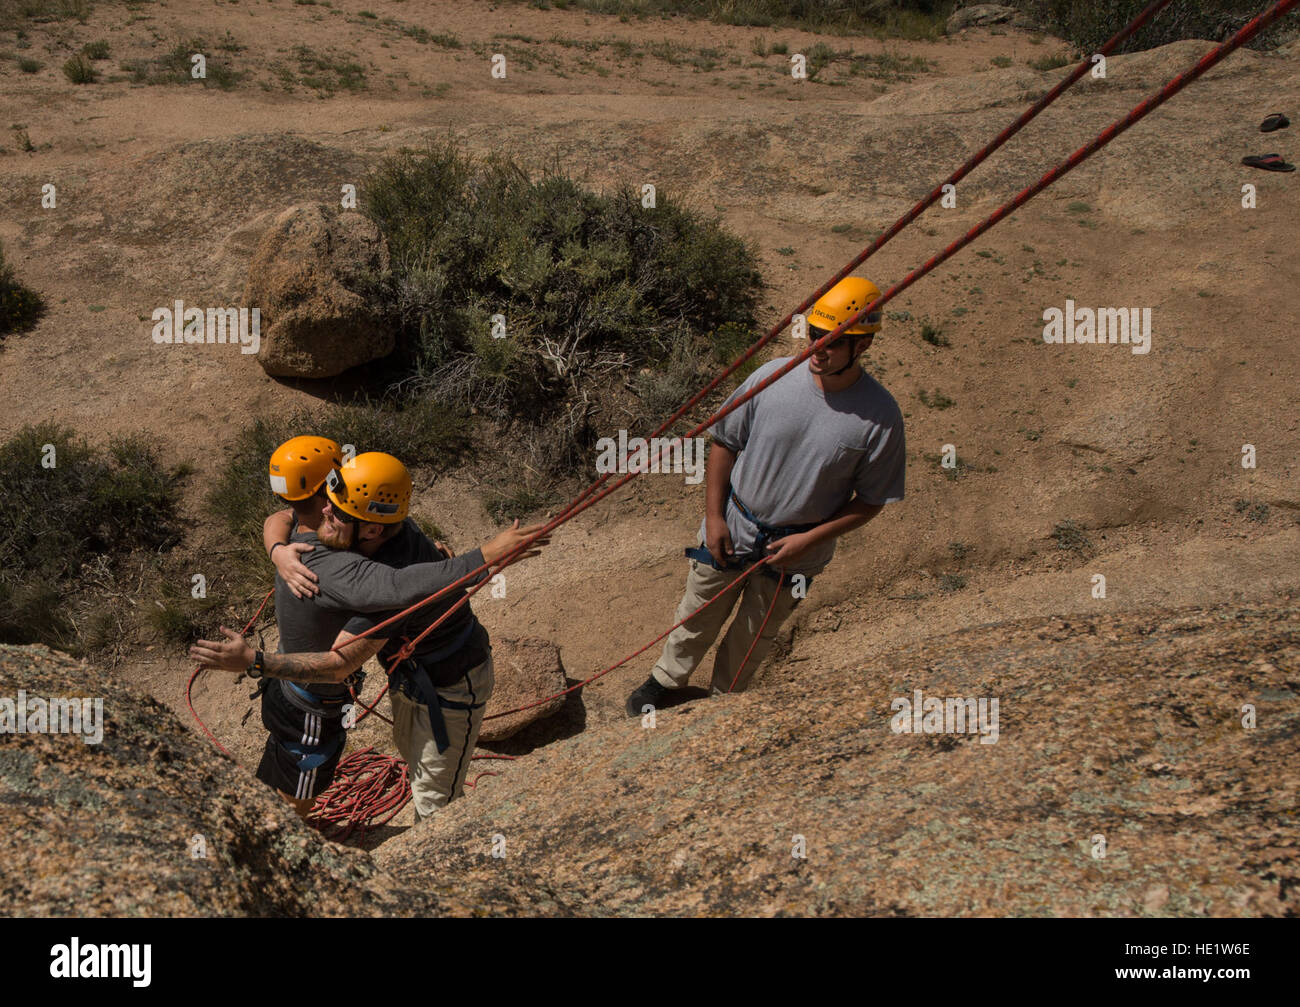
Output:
[
  {"xmin": 651, "ymin": 554, "xmax": 803, "ymax": 695},
  {"xmin": 389, "ymin": 655, "xmax": 494, "ymax": 822}
]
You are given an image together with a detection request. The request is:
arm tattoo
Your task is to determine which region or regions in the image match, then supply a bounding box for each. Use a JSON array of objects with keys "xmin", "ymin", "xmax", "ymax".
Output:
[
  {"xmin": 262, "ymin": 638, "xmax": 387, "ymax": 684},
  {"xmin": 263, "ymin": 651, "xmax": 345, "ymax": 684}
]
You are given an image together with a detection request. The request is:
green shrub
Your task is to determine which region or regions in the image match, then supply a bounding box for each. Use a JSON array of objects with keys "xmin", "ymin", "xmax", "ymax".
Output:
[
  {"xmin": 82, "ymin": 39, "xmax": 110, "ymax": 59},
  {"xmin": 0, "ymin": 425, "xmax": 187, "ymax": 650},
  {"xmin": 920, "ymin": 321, "xmax": 949, "ymax": 346},
  {"xmin": 1009, "ymin": 0, "xmax": 1292, "ymax": 53},
  {"xmin": 363, "ymin": 139, "xmax": 763, "ymax": 475},
  {"xmin": 0, "ymin": 239, "xmax": 45, "ymax": 335},
  {"xmin": 62, "ymin": 53, "xmax": 96, "ymax": 83},
  {"xmin": 918, "ymin": 388, "xmax": 955, "ymax": 409},
  {"xmin": 18, "ymin": 58, "xmax": 41, "ymax": 73}
]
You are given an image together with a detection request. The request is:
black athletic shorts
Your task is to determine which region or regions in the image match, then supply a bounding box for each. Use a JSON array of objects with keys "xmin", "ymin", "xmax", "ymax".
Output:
[{"xmin": 254, "ymin": 679, "xmax": 348, "ymax": 802}]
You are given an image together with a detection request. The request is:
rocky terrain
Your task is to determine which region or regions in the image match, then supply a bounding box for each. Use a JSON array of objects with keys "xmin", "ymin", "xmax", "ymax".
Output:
[
  {"xmin": 4, "ymin": 592, "xmax": 1295, "ymax": 916},
  {"xmin": 2, "ymin": 0, "xmax": 1297, "ymax": 916}
]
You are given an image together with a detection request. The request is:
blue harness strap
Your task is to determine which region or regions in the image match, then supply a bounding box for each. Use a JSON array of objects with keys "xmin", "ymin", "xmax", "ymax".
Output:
[
  {"xmin": 281, "ymin": 733, "xmax": 343, "ymax": 771},
  {"xmin": 684, "ymin": 487, "xmax": 820, "ymax": 587},
  {"xmin": 390, "ymin": 620, "xmax": 481, "ymax": 754}
]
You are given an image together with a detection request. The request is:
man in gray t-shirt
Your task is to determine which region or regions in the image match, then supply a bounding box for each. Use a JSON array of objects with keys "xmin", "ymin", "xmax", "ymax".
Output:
[{"xmin": 626, "ymin": 276, "xmax": 905, "ymax": 711}]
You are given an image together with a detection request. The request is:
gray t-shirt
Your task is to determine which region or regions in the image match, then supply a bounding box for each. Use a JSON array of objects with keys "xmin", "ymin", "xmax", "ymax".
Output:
[
  {"xmin": 273, "ymin": 518, "xmax": 488, "ymax": 696},
  {"xmin": 698, "ymin": 357, "xmax": 905, "ymax": 575}
]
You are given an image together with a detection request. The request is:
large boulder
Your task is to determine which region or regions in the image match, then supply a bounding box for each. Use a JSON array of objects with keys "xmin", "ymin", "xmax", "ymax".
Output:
[
  {"xmin": 947, "ymin": 4, "xmax": 1018, "ymax": 32},
  {"xmin": 244, "ymin": 203, "xmax": 393, "ymax": 379},
  {"xmin": 480, "ymin": 636, "xmax": 568, "ymax": 742}
]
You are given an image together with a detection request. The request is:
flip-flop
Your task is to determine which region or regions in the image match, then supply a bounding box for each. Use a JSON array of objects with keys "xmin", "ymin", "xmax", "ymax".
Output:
[
  {"xmin": 1242, "ymin": 153, "xmax": 1296, "ymax": 172},
  {"xmin": 1260, "ymin": 113, "xmax": 1290, "ymax": 132}
]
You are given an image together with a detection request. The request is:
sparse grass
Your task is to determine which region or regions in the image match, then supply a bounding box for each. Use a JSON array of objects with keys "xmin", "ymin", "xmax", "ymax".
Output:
[
  {"xmin": 929, "ymin": 453, "xmax": 972, "ymax": 480},
  {"xmin": 948, "ymin": 541, "xmax": 971, "ymax": 561},
  {"xmin": 81, "ymin": 39, "xmax": 109, "ymax": 59},
  {"xmin": 920, "ymin": 322, "xmax": 949, "ymax": 347},
  {"xmin": 492, "ymin": 0, "xmax": 950, "ymax": 39},
  {"xmin": 1028, "ymin": 52, "xmax": 1070, "ymax": 71},
  {"xmin": 2, "ymin": 0, "xmax": 92, "ymax": 25},
  {"xmin": 18, "ymin": 58, "xmax": 42, "ymax": 73},
  {"xmin": 484, "ymin": 485, "xmax": 554, "ymax": 524},
  {"xmin": 121, "ymin": 38, "xmax": 244, "ymax": 89},
  {"xmin": 288, "ymin": 44, "xmax": 367, "ymax": 94},
  {"xmin": 1051, "ymin": 519, "xmax": 1092, "ymax": 552},
  {"xmin": 708, "ymin": 320, "xmax": 763, "ymax": 380},
  {"xmin": 918, "ymin": 389, "xmax": 955, "ymax": 410},
  {"xmin": 990, "ymin": 55, "xmax": 1012, "ymax": 68},
  {"xmin": 846, "ymin": 49, "xmax": 933, "ymax": 82},
  {"xmin": 1234, "ymin": 499, "xmax": 1269, "ymax": 523},
  {"xmin": 938, "ymin": 573, "xmax": 967, "ymax": 592},
  {"xmin": 1066, "ymin": 201, "xmax": 1091, "ymax": 214}
]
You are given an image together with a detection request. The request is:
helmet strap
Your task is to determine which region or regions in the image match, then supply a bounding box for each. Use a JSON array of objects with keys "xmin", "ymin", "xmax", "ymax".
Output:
[{"xmin": 824, "ymin": 334, "xmax": 870, "ymax": 376}]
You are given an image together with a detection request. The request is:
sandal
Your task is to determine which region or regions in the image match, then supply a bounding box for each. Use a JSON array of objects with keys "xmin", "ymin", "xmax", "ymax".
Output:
[{"xmin": 1242, "ymin": 153, "xmax": 1296, "ymax": 172}]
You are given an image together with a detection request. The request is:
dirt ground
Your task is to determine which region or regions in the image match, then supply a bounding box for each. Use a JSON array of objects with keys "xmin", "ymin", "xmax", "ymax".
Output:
[{"xmin": 2, "ymin": 2, "xmax": 1297, "ymax": 842}]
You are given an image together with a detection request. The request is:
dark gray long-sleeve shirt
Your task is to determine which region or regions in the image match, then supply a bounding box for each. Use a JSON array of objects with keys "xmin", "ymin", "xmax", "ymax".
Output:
[{"xmin": 273, "ymin": 518, "xmax": 488, "ymax": 697}]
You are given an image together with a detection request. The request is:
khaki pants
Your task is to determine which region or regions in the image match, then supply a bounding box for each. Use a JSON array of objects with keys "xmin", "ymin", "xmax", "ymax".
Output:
[
  {"xmin": 651, "ymin": 556, "xmax": 803, "ymax": 694},
  {"xmin": 390, "ymin": 655, "xmax": 494, "ymax": 822}
]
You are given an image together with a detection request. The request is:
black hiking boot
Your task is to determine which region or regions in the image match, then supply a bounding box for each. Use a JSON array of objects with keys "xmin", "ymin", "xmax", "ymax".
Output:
[{"xmin": 625, "ymin": 675, "xmax": 670, "ymax": 717}]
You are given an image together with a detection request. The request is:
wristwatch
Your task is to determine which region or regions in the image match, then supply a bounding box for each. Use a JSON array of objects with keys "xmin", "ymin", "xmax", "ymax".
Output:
[{"xmin": 246, "ymin": 650, "xmax": 266, "ymax": 679}]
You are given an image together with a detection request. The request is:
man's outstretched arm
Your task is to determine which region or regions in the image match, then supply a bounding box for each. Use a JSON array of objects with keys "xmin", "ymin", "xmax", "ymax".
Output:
[
  {"xmin": 278, "ymin": 520, "xmax": 552, "ymax": 615},
  {"xmin": 189, "ymin": 628, "xmax": 388, "ymax": 684}
]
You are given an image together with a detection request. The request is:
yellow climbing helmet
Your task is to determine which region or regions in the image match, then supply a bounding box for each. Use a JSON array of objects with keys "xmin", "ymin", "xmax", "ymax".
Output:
[
  {"xmin": 325, "ymin": 451, "xmax": 411, "ymax": 524},
  {"xmin": 808, "ymin": 276, "xmax": 883, "ymax": 337},
  {"xmin": 269, "ymin": 436, "xmax": 343, "ymax": 501}
]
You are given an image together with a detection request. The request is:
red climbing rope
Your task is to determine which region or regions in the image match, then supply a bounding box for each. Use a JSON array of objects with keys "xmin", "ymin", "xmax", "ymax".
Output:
[
  {"xmin": 185, "ymin": 587, "xmax": 274, "ymax": 758},
  {"xmin": 329, "ymin": 0, "xmax": 1296, "ymax": 727},
  {"xmin": 309, "ymin": 747, "xmax": 409, "ymax": 841},
  {"xmin": 327, "ymin": 1, "xmax": 1186, "ymax": 661},
  {"xmin": 483, "ymin": 555, "xmax": 773, "ymax": 720},
  {"xmin": 189, "ymin": 0, "xmax": 1295, "ymax": 830},
  {"xmin": 728, "ymin": 572, "xmax": 785, "ymax": 694}
]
